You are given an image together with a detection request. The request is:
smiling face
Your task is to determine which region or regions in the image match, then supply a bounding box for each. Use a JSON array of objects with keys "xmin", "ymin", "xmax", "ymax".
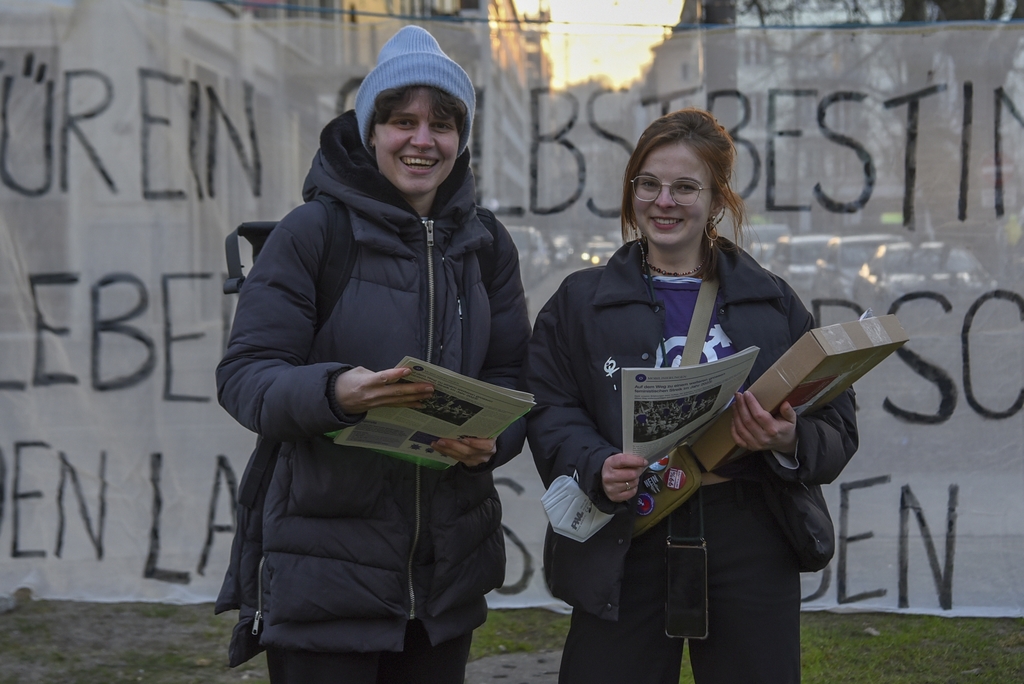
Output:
[
  {"xmin": 633, "ymin": 141, "xmax": 722, "ymax": 273},
  {"xmin": 371, "ymin": 87, "xmax": 460, "ymax": 217}
]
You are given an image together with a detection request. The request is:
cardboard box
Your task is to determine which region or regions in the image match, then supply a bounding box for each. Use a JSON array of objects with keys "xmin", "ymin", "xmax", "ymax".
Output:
[{"xmin": 689, "ymin": 314, "xmax": 909, "ymax": 471}]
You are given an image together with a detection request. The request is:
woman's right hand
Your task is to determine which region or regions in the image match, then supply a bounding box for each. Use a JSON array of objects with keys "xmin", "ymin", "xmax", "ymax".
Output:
[
  {"xmin": 334, "ymin": 366, "xmax": 434, "ymax": 415},
  {"xmin": 601, "ymin": 453, "xmax": 649, "ymax": 503}
]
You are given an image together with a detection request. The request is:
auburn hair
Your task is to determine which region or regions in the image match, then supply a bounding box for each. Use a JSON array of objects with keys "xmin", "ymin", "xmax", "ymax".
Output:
[{"xmin": 620, "ymin": 108, "xmax": 746, "ymax": 280}]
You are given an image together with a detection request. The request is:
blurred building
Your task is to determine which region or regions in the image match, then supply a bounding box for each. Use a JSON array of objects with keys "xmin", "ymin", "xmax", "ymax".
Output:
[
  {"xmin": 436, "ymin": 0, "xmax": 536, "ymax": 217},
  {"xmin": 269, "ymin": 0, "xmax": 544, "ymax": 220},
  {"xmin": 241, "ymin": 0, "xmax": 543, "ymax": 218},
  {"xmin": 522, "ymin": 3, "xmax": 553, "ymax": 89}
]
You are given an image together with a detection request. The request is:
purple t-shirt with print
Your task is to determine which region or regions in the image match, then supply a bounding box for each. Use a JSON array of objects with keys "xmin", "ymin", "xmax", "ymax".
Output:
[
  {"xmin": 651, "ymin": 276, "xmax": 735, "ymax": 368},
  {"xmin": 651, "ymin": 276, "xmax": 759, "ymax": 480}
]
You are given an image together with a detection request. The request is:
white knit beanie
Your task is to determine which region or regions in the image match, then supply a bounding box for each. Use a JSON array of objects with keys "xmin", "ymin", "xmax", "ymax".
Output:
[{"xmin": 355, "ymin": 25, "xmax": 476, "ymax": 156}]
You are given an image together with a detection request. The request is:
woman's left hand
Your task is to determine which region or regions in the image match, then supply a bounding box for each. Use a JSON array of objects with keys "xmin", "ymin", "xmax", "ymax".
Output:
[
  {"xmin": 730, "ymin": 390, "xmax": 797, "ymax": 455},
  {"xmin": 431, "ymin": 437, "xmax": 497, "ymax": 468}
]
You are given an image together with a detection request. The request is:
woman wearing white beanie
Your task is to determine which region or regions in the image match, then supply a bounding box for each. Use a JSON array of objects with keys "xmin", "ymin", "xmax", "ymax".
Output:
[{"xmin": 215, "ymin": 25, "xmax": 530, "ymax": 684}]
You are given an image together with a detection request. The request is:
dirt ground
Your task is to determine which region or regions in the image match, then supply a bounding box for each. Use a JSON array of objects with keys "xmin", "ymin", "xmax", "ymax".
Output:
[{"xmin": 0, "ymin": 590, "xmax": 270, "ymax": 684}]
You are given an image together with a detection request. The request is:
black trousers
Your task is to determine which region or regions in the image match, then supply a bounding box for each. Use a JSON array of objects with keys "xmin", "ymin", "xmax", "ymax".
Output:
[
  {"xmin": 559, "ymin": 480, "xmax": 802, "ymax": 684},
  {"xmin": 266, "ymin": 619, "xmax": 472, "ymax": 684}
]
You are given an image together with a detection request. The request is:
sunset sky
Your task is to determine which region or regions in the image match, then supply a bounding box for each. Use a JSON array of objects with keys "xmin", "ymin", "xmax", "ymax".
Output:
[{"xmin": 514, "ymin": 0, "xmax": 684, "ymax": 88}]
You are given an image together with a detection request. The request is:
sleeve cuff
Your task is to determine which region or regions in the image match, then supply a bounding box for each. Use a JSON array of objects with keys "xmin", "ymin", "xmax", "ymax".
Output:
[
  {"xmin": 326, "ymin": 367, "xmax": 365, "ymax": 424},
  {"xmin": 771, "ymin": 439, "xmax": 800, "ymax": 470}
]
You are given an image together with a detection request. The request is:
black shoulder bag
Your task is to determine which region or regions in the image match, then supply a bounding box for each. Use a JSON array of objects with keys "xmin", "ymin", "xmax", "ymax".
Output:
[{"xmin": 761, "ymin": 478, "xmax": 835, "ymax": 573}]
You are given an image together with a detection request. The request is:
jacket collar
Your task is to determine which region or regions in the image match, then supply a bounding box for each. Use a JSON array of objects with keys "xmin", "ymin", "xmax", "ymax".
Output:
[
  {"xmin": 593, "ymin": 242, "xmax": 653, "ymax": 307},
  {"xmin": 715, "ymin": 239, "xmax": 787, "ymax": 305},
  {"xmin": 593, "ymin": 239, "xmax": 785, "ymax": 307}
]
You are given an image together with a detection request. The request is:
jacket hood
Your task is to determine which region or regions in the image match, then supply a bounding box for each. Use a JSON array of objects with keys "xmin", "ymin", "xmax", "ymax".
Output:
[{"xmin": 302, "ymin": 110, "xmax": 475, "ymax": 226}]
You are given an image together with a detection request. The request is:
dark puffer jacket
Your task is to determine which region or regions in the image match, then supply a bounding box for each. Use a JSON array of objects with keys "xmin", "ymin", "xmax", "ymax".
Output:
[
  {"xmin": 215, "ymin": 111, "xmax": 531, "ymax": 655},
  {"xmin": 521, "ymin": 240, "xmax": 858, "ymax": 621}
]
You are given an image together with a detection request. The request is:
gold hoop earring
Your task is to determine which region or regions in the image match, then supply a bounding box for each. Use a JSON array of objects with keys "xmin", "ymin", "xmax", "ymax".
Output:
[{"xmin": 706, "ymin": 210, "xmax": 724, "ymax": 241}]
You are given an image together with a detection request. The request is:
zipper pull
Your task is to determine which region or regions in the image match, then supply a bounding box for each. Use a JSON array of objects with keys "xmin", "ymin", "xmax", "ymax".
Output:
[
  {"xmin": 457, "ymin": 296, "xmax": 463, "ymax": 320},
  {"xmin": 422, "ymin": 219, "xmax": 434, "ymax": 247},
  {"xmin": 252, "ymin": 556, "xmax": 266, "ymax": 636}
]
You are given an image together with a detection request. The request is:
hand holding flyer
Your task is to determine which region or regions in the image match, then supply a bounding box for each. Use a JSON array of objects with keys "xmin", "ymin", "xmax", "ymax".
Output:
[
  {"xmin": 621, "ymin": 346, "xmax": 759, "ymax": 464},
  {"xmin": 331, "ymin": 358, "xmax": 535, "ymax": 468}
]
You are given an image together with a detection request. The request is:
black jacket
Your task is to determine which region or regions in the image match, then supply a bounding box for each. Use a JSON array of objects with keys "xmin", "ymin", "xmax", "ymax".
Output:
[
  {"xmin": 521, "ymin": 240, "xmax": 858, "ymax": 620},
  {"xmin": 216, "ymin": 111, "xmax": 531, "ymax": 652}
]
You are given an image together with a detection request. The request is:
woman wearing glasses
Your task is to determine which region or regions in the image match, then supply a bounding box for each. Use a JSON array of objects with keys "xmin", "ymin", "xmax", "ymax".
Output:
[{"xmin": 521, "ymin": 108, "xmax": 857, "ymax": 683}]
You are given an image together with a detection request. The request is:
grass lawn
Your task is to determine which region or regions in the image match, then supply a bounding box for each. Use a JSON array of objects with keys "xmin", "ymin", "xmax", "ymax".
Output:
[
  {"xmin": 473, "ymin": 608, "xmax": 1024, "ymax": 684},
  {"xmin": 1, "ymin": 595, "xmax": 1021, "ymax": 683}
]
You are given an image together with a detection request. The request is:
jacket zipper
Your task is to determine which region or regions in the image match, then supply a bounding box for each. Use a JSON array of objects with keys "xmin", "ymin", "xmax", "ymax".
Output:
[
  {"xmin": 423, "ymin": 219, "xmax": 436, "ymax": 361},
  {"xmin": 407, "ymin": 464, "xmax": 422, "ymax": 618},
  {"xmin": 458, "ymin": 295, "xmax": 469, "ymax": 375},
  {"xmin": 406, "ymin": 218, "xmax": 436, "ymax": 619},
  {"xmin": 251, "ymin": 556, "xmax": 265, "ymax": 635}
]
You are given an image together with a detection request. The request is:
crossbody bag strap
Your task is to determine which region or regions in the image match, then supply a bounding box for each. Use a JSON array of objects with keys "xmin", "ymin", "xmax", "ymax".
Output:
[
  {"xmin": 679, "ymin": 278, "xmax": 720, "ymax": 367},
  {"xmin": 668, "ymin": 487, "xmax": 705, "ymax": 543}
]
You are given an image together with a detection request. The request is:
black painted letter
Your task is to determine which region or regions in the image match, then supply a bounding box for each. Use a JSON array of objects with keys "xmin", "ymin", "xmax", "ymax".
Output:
[
  {"xmin": 708, "ymin": 89, "xmax": 760, "ymax": 200},
  {"xmin": 139, "ymin": 68, "xmax": 186, "ymax": 200},
  {"xmin": 814, "ymin": 91, "xmax": 874, "ymax": 213},
  {"xmin": 162, "ymin": 273, "xmax": 212, "ymax": 402},
  {"xmin": 196, "ymin": 455, "xmax": 236, "ymax": 577},
  {"xmin": 61, "ymin": 69, "xmax": 116, "ymax": 193},
  {"xmin": 961, "ymin": 290, "xmax": 1024, "ymax": 419},
  {"xmin": 493, "ymin": 477, "xmax": 534, "ymax": 595},
  {"xmin": 91, "ymin": 273, "xmax": 156, "ymax": 391},
  {"xmin": 530, "ymin": 88, "xmax": 585, "ymax": 215},
  {"xmin": 899, "ymin": 483, "xmax": 958, "ymax": 610},
  {"xmin": 55, "ymin": 450, "xmax": 107, "ymax": 559},
  {"xmin": 883, "ymin": 84, "xmax": 948, "ymax": 229},
  {"xmin": 993, "ymin": 87, "xmax": 1024, "ymax": 218},
  {"xmin": 883, "ymin": 293, "xmax": 957, "ymax": 424},
  {"xmin": 206, "ymin": 82, "xmax": 261, "ymax": 198},
  {"xmin": 31, "ymin": 272, "xmax": 80, "ymax": 387},
  {"xmin": 13, "ymin": 441, "xmax": 48, "ymax": 558},
  {"xmin": 585, "ymin": 89, "xmax": 632, "ymax": 218},
  {"xmin": 838, "ymin": 475, "xmax": 891, "ymax": 604},
  {"xmin": 766, "ymin": 89, "xmax": 816, "ymax": 212},
  {"xmin": 144, "ymin": 452, "xmax": 190, "ymax": 584},
  {"xmin": 958, "ymin": 82, "xmax": 972, "ymax": 221},
  {"xmin": 0, "ymin": 55, "xmax": 54, "ymax": 197}
]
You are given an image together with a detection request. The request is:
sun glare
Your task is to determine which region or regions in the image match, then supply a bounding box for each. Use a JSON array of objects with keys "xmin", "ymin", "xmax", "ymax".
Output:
[{"xmin": 517, "ymin": 0, "xmax": 683, "ymax": 88}]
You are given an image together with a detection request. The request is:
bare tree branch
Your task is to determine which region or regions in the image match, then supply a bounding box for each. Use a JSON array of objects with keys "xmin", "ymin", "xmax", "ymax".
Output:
[
  {"xmin": 743, "ymin": 0, "xmax": 770, "ymax": 25},
  {"xmin": 899, "ymin": 0, "xmax": 928, "ymax": 21},
  {"xmin": 932, "ymin": 0, "xmax": 986, "ymax": 20},
  {"xmin": 729, "ymin": 0, "xmax": 996, "ymax": 23}
]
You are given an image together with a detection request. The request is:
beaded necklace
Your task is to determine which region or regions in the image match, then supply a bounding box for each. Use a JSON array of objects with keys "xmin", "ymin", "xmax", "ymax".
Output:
[{"xmin": 642, "ymin": 246, "xmax": 703, "ymax": 277}]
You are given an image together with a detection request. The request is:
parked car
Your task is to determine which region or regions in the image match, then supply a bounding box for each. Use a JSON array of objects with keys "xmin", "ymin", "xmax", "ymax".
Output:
[
  {"xmin": 768, "ymin": 234, "xmax": 835, "ymax": 298},
  {"xmin": 579, "ymin": 237, "xmax": 619, "ymax": 267},
  {"xmin": 745, "ymin": 223, "xmax": 791, "ymax": 267},
  {"xmin": 852, "ymin": 241, "xmax": 997, "ymax": 314},
  {"xmin": 811, "ymin": 233, "xmax": 903, "ymax": 301},
  {"xmin": 549, "ymin": 233, "xmax": 576, "ymax": 267},
  {"xmin": 507, "ymin": 225, "xmax": 551, "ymax": 284}
]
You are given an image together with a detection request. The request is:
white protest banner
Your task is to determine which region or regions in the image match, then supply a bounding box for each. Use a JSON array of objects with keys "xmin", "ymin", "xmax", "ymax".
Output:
[{"xmin": 0, "ymin": 1, "xmax": 1021, "ymax": 617}]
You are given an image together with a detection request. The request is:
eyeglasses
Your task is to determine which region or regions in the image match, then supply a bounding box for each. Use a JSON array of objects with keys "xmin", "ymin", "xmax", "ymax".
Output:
[{"xmin": 631, "ymin": 175, "xmax": 703, "ymax": 206}]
